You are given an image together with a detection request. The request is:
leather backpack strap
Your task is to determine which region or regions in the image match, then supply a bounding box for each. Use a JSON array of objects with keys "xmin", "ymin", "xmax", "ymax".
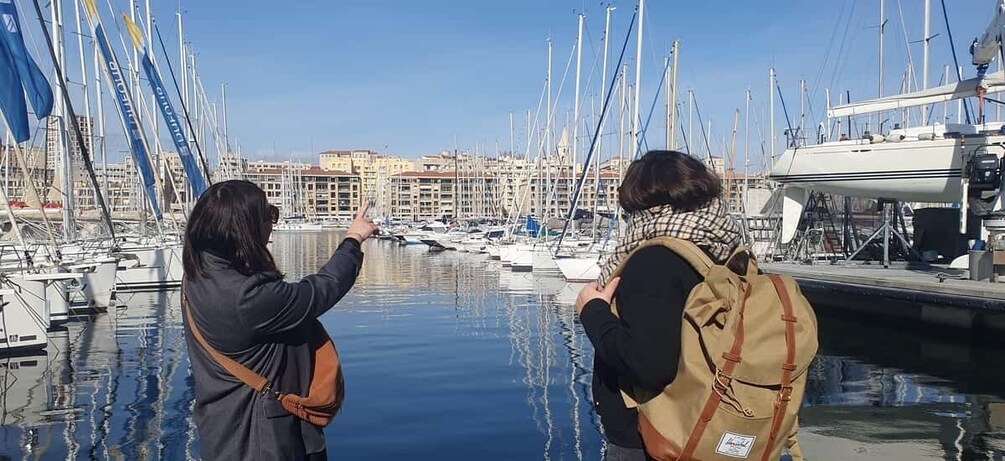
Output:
[
  {"xmin": 678, "ymin": 281, "xmax": 751, "ymax": 459},
  {"xmin": 642, "ymin": 236, "xmax": 715, "ymax": 277},
  {"xmin": 182, "ymin": 287, "xmax": 271, "ymax": 394},
  {"xmin": 761, "ymin": 275, "xmax": 799, "ymax": 461}
]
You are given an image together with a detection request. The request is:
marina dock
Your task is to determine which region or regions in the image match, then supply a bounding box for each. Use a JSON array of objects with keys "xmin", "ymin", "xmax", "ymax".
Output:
[{"xmin": 762, "ymin": 262, "xmax": 1005, "ymax": 332}]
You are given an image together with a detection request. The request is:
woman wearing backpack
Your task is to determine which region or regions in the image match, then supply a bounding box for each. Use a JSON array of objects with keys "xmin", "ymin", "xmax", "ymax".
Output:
[
  {"xmin": 182, "ymin": 180, "xmax": 378, "ymax": 460},
  {"xmin": 575, "ymin": 150, "xmax": 744, "ymax": 461}
]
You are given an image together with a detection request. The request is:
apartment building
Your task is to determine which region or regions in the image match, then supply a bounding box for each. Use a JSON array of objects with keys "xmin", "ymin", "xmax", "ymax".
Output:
[{"xmin": 244, "ymin": 164, "xmax": 361, "ymax": 220}]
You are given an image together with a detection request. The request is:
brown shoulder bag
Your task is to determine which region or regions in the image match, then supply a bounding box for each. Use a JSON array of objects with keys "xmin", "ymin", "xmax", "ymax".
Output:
[{"xmin": 183, "ymin": 290, "xmax": 345, "ymax": 427}]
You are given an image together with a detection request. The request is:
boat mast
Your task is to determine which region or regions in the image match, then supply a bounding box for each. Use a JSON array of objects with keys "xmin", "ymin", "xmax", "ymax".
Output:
[
  {"xmin": 799, "ymin": 79, "xmax": 805, "ymax": 139},
  {"xmin": 631, "ymin": 0, "xmax": 645, "ymax": 157},
  {"xmin": 744, "ymin": 88, "xmax": 750, "ymax": 210},
  {"xmin": 221, "ymin": 82, "xmax": 230, "ymax": 182},
  {"xmin": 878, "ymin": 0, "xmax": 885, "ymax": 131},
  {"xmin": 769, "ymin": 67, "xmax": 776, "ymax": 163},
  {"xmin": 573, "ymin": 13, "xmax": 584, "ymax": 173},
  {"xmin": 922, "ymin": 0, "xmax": 931, "ymax": 123},
  {"xmin": 669, "ymin": 40, "xmax": 679, "ymax": 150},
  {"xmin": 664, "ymin": 55, "xmax": 671, "ymax": 148},
  {"xmin": 178, "ymin": 12, "xmax": 188, "ymax": 139},
  {"xmin": 594, "ymin": 4, "xmax": 613, "ymax": 243},
  {"xmin": 544, "ymin": 38, "xmax": 552, "ymax": 220},
  {"xmin": 509, "ymin": 111, "xmax": 514, "ymax": 156},
  {"xmin": 146, "ymin": 0, "xmax": 156, "ymax": 139},
  {"xmin": 619, "ymin": 64, "xmax": 627, "ymax": 167},
  {"xmin": 825, "ymin": 88, "xmax": 832, "ymax": 140},
  {"xmin": 687, "ymin": 89, "xmax": 693, "ymax": 155},
  {"xmin": 52, "ymin": 0, "xmax": 75, "ymax": 240}
]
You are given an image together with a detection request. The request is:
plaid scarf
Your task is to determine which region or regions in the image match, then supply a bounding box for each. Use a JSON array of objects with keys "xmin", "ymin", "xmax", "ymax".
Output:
[{"xmin": 598, "ymin": 199, "xmax": 743, "ymax": 284}]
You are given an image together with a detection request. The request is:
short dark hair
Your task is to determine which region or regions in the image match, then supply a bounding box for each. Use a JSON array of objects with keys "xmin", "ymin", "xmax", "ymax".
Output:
[
  {"xmin": 617, "ymin": 150, "xmax": 722, "ymax": 213},
  {"xmin": 183, "ymin": 180, "xmax": 278, "ymax": 280}
]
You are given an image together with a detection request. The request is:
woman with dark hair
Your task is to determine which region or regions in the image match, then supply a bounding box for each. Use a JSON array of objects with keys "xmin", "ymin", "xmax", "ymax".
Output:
[
  {"xmin": 182, "ymin": 180, "xmax": 377, "ymax": 461},
  {"xmin": 574, "ymin": 150, "xmax": 743, "ymax": 461}
]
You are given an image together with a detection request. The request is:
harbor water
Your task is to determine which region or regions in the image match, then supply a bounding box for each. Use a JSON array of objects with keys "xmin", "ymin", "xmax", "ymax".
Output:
[{"xmin": 0, "ymin": 231, "xmax": 1003, "ymax": 460}]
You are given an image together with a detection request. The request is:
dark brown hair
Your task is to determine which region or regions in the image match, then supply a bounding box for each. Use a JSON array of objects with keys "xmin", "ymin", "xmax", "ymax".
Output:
[
  {"xmin": 617, "ymin": 150, "xmax": 722, "ymax": 213},
  {"xmin": 183, "ymin": 180, "xmax": 278, "ymax": 280}
]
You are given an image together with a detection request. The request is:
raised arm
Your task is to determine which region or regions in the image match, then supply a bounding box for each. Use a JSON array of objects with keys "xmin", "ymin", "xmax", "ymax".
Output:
[
  {"xmin": 237, "ymin": 203, "xmax": 378, "ymax": 337},
  {"xmin": 237, "ymin": 238, "xmax": 364, "ymax": 336}
]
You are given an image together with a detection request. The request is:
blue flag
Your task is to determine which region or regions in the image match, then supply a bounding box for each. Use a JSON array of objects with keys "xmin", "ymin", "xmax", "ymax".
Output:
[
  {"xmin": 93, "ymin": 23, "xmax": 161, "ymax": 220},
  {"xmin": 141, "ymin": 53, "xmax": 206, "ymax": 197},
  {"xmin": 0, "ymin": 0, "xmax": 53, "ymax": 142}
]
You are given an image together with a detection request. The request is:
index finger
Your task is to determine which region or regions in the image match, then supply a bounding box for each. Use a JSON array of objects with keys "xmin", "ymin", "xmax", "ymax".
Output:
[{"xmin": 355, "ymin": 200, "xmax": 370, "ymax": 220}]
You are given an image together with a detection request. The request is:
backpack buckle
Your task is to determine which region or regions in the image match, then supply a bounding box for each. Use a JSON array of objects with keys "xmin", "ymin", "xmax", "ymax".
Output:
[
  {"xmin": 714, "ymin": 369, "xmax": 733, "ymax": 392},
  {"xmin": 778, "ymin": 386, "xmax": 793, "ymax": 402}
]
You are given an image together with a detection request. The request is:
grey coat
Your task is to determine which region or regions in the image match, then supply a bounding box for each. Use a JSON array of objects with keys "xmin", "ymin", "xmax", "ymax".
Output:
[{"xmin": 183, "ymin": 238, "xmax": 363, "ymax": 460}]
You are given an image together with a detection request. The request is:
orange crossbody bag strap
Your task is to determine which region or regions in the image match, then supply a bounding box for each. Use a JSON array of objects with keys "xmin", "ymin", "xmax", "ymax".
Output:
[{"xmin": 182, "ymin": 286, "xmax": 272, "ymax": 394}]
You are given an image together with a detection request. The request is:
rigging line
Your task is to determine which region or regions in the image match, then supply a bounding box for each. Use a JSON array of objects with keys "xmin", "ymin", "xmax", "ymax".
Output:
[
  {"xmin": 826, "ymin": 0, "xmax": 860, "ymax": 99},
  {"xmin": 776, "ymin": 80, "xmax": 797, "ymax": 148},
  {"xmin": 895, "ymin": 0, "xmax": 919, "ymax": 93},
  {"xmin": 753, "ymin": 105, "xmax": 769, "ymax": 172},
  {"xmin": 692, "ymin": 94, "xmax": 713, "ymax": 161},
  {"xmin": 677, "ymin": 102, "xmax": 691, "ymax": 155},
  {"xmin": 508, "ymin": 40, "xmax": 573, "ymax": 224},
  {"xmin": 153, "ymin": 22, "xmax": 212, "ymax": 185},
  {"xmin": 556, "ymin": 7, "xmax": 637, "ymax": 250},
  {"xmin": 635, "ymin": 52, "xmax": 672, "ymax": 158},
  {"xmin": 810, "ymin": 0, "xmax": 850, "ymax": 100},
  {"xmin": 597, "ymin": 59, "xmax": 673, "ymax": 253},
  {"xmin": 939, "ymin": 0, "xmax": 972, "ymax": 124},
  {"xmin": 29, "ymin": 0, "xmax": 117, "ymax": 242}
]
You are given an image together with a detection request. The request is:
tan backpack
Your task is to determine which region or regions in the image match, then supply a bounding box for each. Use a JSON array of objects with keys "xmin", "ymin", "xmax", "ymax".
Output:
[{"xmin": 608, "ymin": 237, "xmax": 818, "ymax": 461}]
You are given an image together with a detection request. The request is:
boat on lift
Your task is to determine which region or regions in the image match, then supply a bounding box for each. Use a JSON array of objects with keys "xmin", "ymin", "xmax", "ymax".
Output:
[{"xmin": 770, "ymin": 2, "xmax": 1005, "ymax": 245}]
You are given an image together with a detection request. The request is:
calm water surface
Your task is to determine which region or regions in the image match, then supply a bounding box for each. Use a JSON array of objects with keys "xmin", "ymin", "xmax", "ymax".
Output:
[{"xmin": 0, "ymin": 231, "xmax": 1002, "ymax": 460}]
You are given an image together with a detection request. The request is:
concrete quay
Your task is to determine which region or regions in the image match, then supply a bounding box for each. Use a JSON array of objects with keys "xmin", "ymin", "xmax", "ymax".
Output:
[{"xmin": 761, "ymin": 262, "xmax": 1005, "ymax": 333}]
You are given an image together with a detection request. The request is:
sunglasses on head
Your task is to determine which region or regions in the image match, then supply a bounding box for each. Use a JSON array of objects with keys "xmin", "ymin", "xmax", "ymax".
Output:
[{"xmin": 267, "ymin": 205, "xmax": 280, "ymax": 224}]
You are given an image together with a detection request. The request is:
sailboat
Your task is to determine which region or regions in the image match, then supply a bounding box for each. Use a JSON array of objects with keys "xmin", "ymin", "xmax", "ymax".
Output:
[
  {"xmin": 769, "ymin": 1, "xmax": 1005, "ymax": 247},
  {"xmin": 273, "ymin": 166, "xmax": 323, "ymax": 232}
]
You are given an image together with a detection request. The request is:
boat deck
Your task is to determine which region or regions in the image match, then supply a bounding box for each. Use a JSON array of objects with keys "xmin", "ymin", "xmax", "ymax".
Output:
[{"xmin": 761, "ymin": 262, "xmax": 1005, "ymax": 331}]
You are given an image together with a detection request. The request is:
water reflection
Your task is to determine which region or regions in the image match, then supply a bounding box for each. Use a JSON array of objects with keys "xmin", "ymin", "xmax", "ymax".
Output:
[
  {"xmin": 800, "ymin": 315, "xmax": 1005, "ymax": 459},
  {"xmin": 0, "ymin": 232, "xmax": 999, "ymax": 460}
]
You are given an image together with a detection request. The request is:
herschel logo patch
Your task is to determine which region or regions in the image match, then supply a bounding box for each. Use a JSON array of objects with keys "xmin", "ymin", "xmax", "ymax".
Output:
[{"xmin": 715, "ymin": 431, "xmax": 756, "ymax": 458}]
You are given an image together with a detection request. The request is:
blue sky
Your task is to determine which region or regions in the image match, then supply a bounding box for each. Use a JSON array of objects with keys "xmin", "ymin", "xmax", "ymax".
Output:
[{"xmin": 21, "ymin": 0, "xmax": 1002, "ymax": 168}]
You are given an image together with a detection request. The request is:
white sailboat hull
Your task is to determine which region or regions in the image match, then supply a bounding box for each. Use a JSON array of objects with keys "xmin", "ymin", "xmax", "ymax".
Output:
[
  {"xmin": 273, "ymin": 222, "xmax": 324, "ymax": 232},
  {"xmin": 67, "ymin": 257, "xmax": 119, "ymax": 309},
  {"xmin": 769, "ymin": 136, "xmax": 965, "ymax": 203},
  {"xmin": 510, "ymin": 245, "xmax": 534, "ymax": 272},
  {"xmin": 116, "ymin": 245, "xmax": 183, "ymax": 292},
  {"xmin": 554, "ymin": 254, "xmax": 601, "ymax": 282},
  {"xmin": 531, "ymin": 247, "xmax": 560, "ymax": 273},
  {"xmin": 0, "ymin": 288, "xmax": 48, "ymax": 352}
]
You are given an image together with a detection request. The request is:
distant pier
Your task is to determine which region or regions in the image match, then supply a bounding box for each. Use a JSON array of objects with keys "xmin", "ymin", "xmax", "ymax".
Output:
[{"xmin": 762, "ymin": 262, "xmax": 1005, "ymax": 333}]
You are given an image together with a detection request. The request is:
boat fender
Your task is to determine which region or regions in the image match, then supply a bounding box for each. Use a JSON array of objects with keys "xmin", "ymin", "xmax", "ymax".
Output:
[
  {"xmin": 918, "ymin": 132, "xmax": 936, "ymax": 141},
  {"xmin": 886, "ymin": 134, "xmax": 906, "ymax": 143},
  {"xmin": 868, "ymin": 134, "xmax": 886, "ymax": 144}
]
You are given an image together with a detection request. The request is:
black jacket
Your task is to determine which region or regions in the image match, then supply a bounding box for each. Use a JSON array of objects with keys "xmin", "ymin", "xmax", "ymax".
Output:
[
  {"xmin": 579, "ymin": 246, "xmax": 701, "ymax": 449},
  {"xmin": 183, "ymin": 238, "xmax": 363, "ymax": 460}
]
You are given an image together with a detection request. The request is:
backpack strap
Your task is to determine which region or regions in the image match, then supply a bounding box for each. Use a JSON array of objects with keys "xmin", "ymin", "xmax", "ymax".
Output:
[
  {"xmin": 760, "ymin": 275, "xmax": 799, "ymax": 461},
  {"xmin": 182, "ymin": 285, "xmax": 272, "ymax": 395},
  {"xmin": 679, "ymin": 278, "xmax": 751, "ymax": 459},
  {"xmin": 628, "ymin": 237, "xmax": 716, "ymax": 277}
]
